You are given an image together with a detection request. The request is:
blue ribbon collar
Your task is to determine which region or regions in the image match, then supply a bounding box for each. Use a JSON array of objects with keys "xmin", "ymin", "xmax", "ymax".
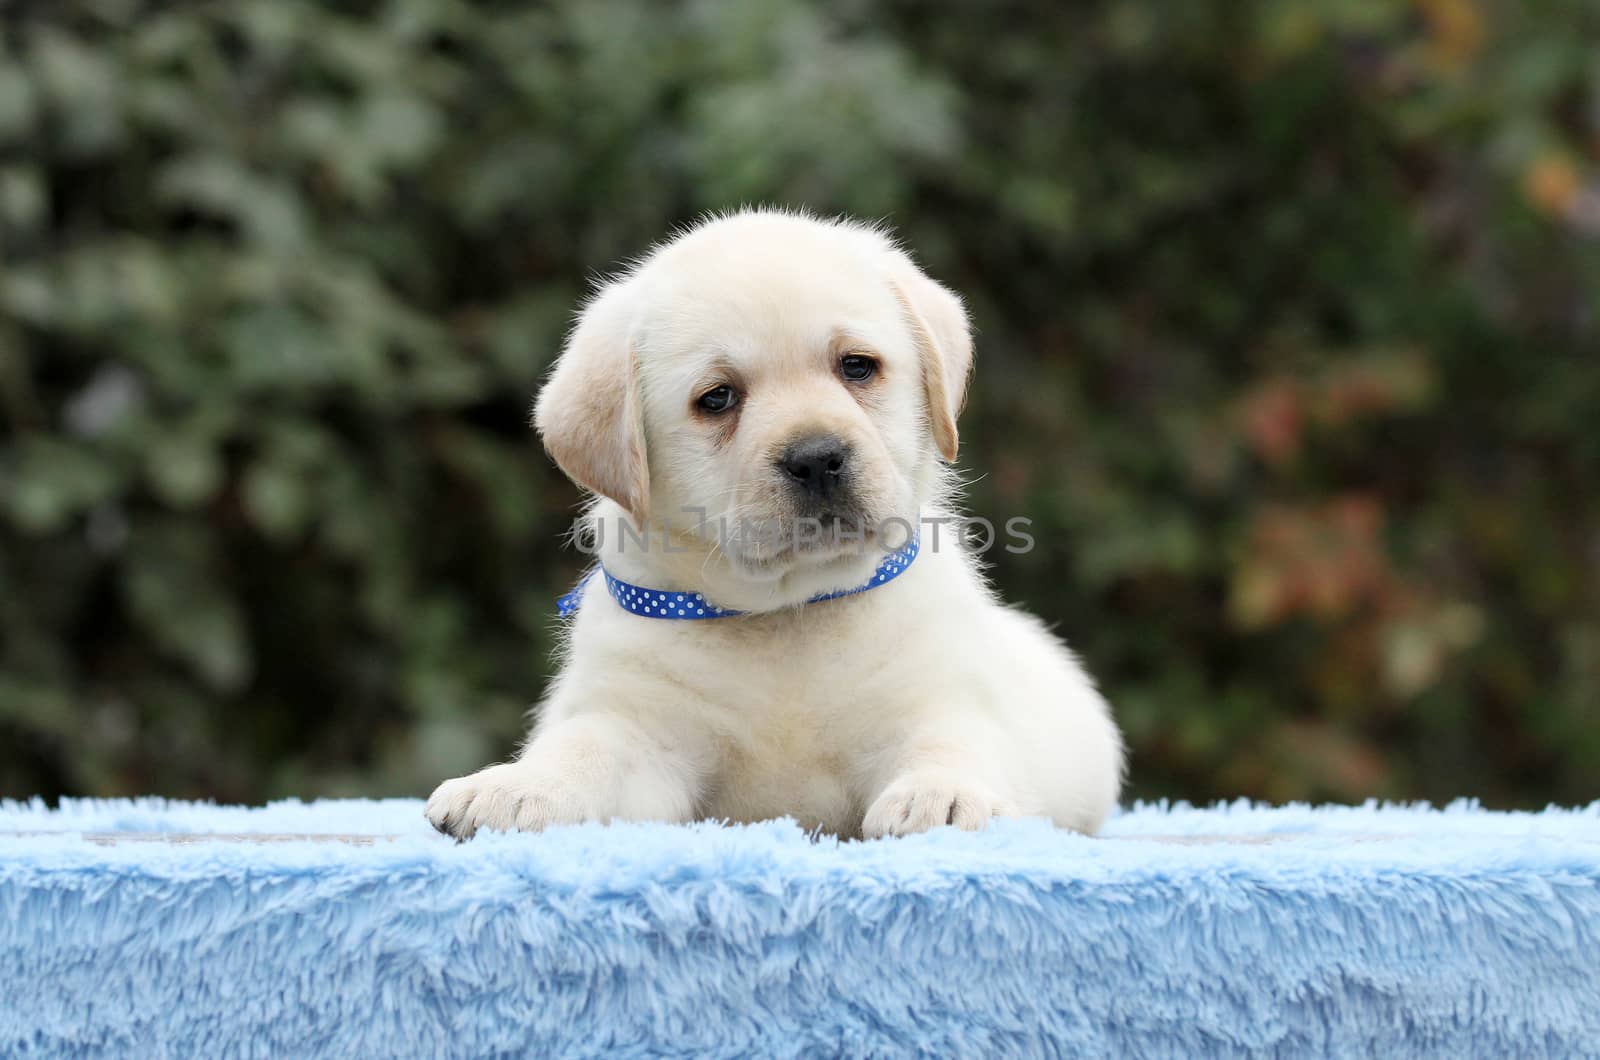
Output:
[{"xmin": 557, "ymin": 533, "xmax": 920, "ymax": 620}]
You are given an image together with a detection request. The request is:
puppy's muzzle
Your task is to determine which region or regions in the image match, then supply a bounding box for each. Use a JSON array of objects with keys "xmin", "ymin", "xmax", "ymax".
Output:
[{"xmin": 778, "ymin": 434, "xmax": 852, "ymax": 504}]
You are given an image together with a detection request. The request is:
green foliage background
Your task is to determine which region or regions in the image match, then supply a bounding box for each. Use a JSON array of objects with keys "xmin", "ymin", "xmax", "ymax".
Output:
[{"xmin": 2, "ymin": 0, "xmax": 1597, "ymax": 806}]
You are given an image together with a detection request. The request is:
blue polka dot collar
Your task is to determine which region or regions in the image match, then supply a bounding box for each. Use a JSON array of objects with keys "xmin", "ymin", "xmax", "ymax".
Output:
[{"xmin": 557, "ymin": 533, "xmax": 920, "ymax": 620}]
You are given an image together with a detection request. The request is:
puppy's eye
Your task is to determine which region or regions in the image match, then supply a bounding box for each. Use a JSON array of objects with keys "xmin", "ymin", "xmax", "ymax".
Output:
[
  {"xmin": 839, "ymin": 354, "xmax": 878, "ymax": 383},
  {"xmin": 697, "ymin": 385, "xmax": 738, "ymax": 414}
]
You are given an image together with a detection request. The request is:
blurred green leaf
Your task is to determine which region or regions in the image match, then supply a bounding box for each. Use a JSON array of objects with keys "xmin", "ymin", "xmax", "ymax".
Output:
[
  {"xmin": 2, "ymin": 439, "xmax": 122, "ymax": 534},
  {"xmin": 141, "ymin": 424, "xmax": 224, "ymax": 509},
  {"xmin": 121, "ymin": 526, "xmax": 251, "ymax": 694}
]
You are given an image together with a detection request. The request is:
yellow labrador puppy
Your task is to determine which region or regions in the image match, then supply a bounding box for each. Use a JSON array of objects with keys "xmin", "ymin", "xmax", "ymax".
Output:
[{"xmin": 426, "ymin": 209, "xmax": 1123, "ymax": 839}]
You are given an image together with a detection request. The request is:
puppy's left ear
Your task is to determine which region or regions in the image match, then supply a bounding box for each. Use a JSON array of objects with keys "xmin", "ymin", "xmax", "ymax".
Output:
[
  {"xmin": 533, "ymin": 277, "xmax": 651, "ymax": 525},
  {"xmin": 887, "ymin": 253, "xmax": 973, "ymax": 463}
]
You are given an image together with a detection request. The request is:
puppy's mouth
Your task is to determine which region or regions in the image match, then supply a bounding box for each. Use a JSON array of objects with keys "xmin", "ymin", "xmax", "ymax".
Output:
[{"xmin": 721, "ymin": 515, "xmax": 881, "ymax": 575}]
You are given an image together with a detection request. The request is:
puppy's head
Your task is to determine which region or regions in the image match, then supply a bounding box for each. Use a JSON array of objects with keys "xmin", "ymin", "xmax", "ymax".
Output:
[{"xmin": 535, "ymin": 210, "xmax": 972, "ymax": 604}]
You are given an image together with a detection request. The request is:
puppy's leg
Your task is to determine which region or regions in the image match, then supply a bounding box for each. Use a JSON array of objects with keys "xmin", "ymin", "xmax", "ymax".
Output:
[
  {"xmin": 426, "ymin": 712, "xmax": 701, "ymax": 839},
  {"xmin": 860, "ymin": 720, "xmax": 1021, "ymax": 839}
]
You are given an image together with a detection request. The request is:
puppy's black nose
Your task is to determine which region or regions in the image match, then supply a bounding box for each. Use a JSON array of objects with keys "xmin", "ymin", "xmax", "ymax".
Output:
[{"xmin": 779, "ymin": 436, "xmax": 850, "ymax": 500}]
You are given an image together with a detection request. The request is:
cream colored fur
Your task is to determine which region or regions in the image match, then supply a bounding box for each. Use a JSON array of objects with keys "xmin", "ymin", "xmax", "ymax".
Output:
[{"xmin": 426, "ymin": 209, "xmax": 1123, "ymax": 839}]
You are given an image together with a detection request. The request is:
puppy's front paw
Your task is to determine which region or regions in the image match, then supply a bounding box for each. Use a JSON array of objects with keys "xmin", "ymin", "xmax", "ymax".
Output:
[
  {"xmin": 861, "ymin": 770, "xmax": 1017, "ymax": 839},
  {"xmin": 424, "ymin": 762, "xmax": 590, "ymax": 840}
]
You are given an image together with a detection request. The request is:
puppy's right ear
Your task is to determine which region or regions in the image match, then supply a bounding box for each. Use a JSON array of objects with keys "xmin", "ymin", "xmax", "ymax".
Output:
[
  {"xmin": 533, "ymin": 279, "xmax": 650, "ymax": 525},
  {"xmin": 885, "ymin": 252, "xmax": 973, "ymax": 464}
]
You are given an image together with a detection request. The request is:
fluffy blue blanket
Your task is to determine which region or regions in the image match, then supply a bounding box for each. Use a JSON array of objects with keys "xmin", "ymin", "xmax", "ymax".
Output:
[{"xmin": 2, "ymin": 799, "xmax": 1597, "ymax": 1058}]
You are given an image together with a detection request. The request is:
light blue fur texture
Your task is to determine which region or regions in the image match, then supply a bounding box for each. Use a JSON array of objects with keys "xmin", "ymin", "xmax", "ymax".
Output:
[{"xmin": 3, "ymin": 799, "xmax": 1598, "ymax": 1058}]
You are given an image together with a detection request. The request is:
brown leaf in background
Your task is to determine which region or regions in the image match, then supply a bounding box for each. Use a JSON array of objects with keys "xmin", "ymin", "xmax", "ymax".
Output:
[{"xmin": 1231, "ymin": 496, "xmax": 1394, "ymax": 629}]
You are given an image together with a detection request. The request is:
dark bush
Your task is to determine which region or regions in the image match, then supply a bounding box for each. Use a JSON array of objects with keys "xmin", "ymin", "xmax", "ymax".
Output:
[{"xmin": 3, "ymin": 0, "xmax": 1597, "ymax": 805}]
